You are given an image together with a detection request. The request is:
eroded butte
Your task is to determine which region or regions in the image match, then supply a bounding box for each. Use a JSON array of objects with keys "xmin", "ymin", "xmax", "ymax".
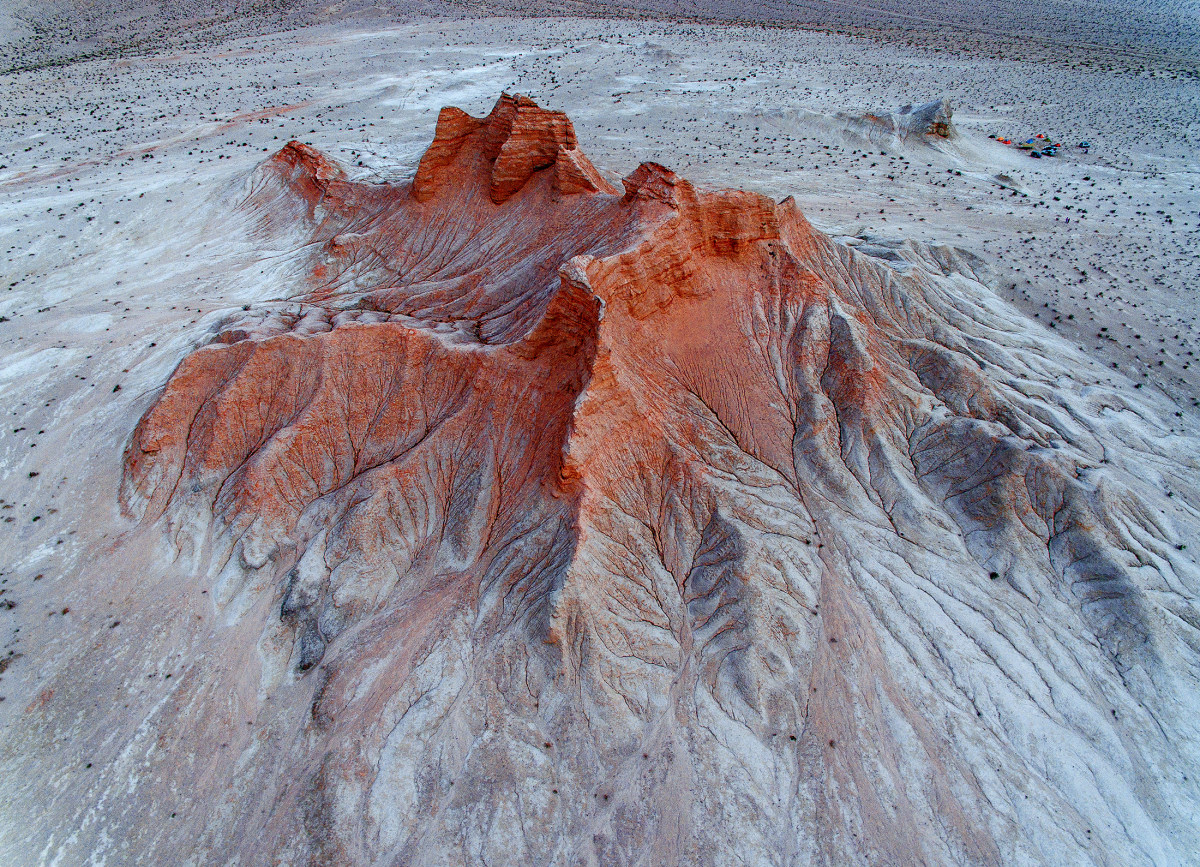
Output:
[{"xmin": 34, "ymin": 93, "xmax": 1200, "ymax": 864}]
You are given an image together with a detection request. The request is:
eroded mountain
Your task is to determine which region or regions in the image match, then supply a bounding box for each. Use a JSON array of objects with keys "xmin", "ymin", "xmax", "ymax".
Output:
[{"xmin": 20, "ymin": 93, "xmax": 1200, "ymax": 865}]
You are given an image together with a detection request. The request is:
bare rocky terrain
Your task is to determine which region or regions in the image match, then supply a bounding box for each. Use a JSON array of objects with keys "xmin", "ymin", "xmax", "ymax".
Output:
[
  {"xmin": 0, "ymin": 10, "xmax": 1198, "ymax": 867},
  {"xmin": 3, "ymin": 0, "xmax": 1198, "ymax": 74}
]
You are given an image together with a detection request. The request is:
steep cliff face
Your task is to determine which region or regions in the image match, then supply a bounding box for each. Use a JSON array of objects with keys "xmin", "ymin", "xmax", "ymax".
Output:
[{"xmin": 35, "ymin": 94, "xmax": 1200, "ymax": 864}]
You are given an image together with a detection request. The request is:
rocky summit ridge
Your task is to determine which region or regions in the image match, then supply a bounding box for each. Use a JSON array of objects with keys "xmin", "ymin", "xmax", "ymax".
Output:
[{"xmin": 16, "ymin": 94, "xmax": 1200, "ymax": 866}]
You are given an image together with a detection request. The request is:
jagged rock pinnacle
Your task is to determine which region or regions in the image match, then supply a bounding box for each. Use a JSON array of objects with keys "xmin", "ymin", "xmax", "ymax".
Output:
[{"xmin": 412, "ymin": 92, "xmax": 615, "ymax": 204}]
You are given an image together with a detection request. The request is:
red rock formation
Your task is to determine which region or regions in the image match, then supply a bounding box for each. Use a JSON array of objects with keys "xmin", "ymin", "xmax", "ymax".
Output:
[
  {"xmin": 104, "ymin": 95, "xmax": 1200, "ymax": 865},
  {"xmin": 413, "ymin": 93, "xmax": 615, "ymax": 204}
]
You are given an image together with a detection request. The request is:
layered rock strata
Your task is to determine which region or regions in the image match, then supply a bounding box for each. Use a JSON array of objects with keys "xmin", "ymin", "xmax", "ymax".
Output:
[{"xmin": 38, "ymin": 94, "xmax": 1200, "ymax": 865}]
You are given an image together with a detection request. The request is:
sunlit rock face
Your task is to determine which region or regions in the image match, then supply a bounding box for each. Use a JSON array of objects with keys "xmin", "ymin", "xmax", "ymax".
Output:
[{"xmin": 113, "ymin": 94, "xmax": 1200, "ymax": 865}]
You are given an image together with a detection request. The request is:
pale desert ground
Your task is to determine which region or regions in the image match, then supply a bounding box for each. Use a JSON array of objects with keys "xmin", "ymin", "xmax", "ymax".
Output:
[{"xmin": 0, "ymin": 14, "xmax": 1198, "ymax": 864}]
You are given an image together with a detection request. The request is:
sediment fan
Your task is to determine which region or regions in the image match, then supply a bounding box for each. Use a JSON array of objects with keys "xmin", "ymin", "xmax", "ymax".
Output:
[{"xmin": 76, "ymin": 94, "xmax": 1200, "ymax": 862}]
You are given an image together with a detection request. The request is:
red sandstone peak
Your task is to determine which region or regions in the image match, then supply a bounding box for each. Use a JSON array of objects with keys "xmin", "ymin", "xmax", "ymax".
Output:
[
  {"xmin": 413, "ymin": 92, "xmax": 616, "ymax": 204},
  {"xmin": 251, "ymin": 138, "xmax": 357, "ymax": 224},
  {"xmin": 101, "ymin": 95, "xmax": 1200, "ymax": 867},
  {"xmin": 621, "ymin": 161, "xmax": 687, "ymax": 204},
  {"xmin": 273, "ymin": 140, "xmax": 345, "ymax": 184},
  {"xmin": 267, "ymin": 141, "xmax": 349, "ymax": 206}
]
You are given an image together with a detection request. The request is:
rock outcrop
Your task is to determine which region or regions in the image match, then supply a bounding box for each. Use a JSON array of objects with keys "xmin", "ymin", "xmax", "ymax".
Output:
[
  {"xmin": 22, "ymin": 94, "xmax": 1200, "ymax": 866},
  {"xmin": 413, "ymin": 93, "xmax": 615, "ymax": 204},
  {"xmin": 849, "ymin": 98, "xmax": 957, "ymax": 142}
]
